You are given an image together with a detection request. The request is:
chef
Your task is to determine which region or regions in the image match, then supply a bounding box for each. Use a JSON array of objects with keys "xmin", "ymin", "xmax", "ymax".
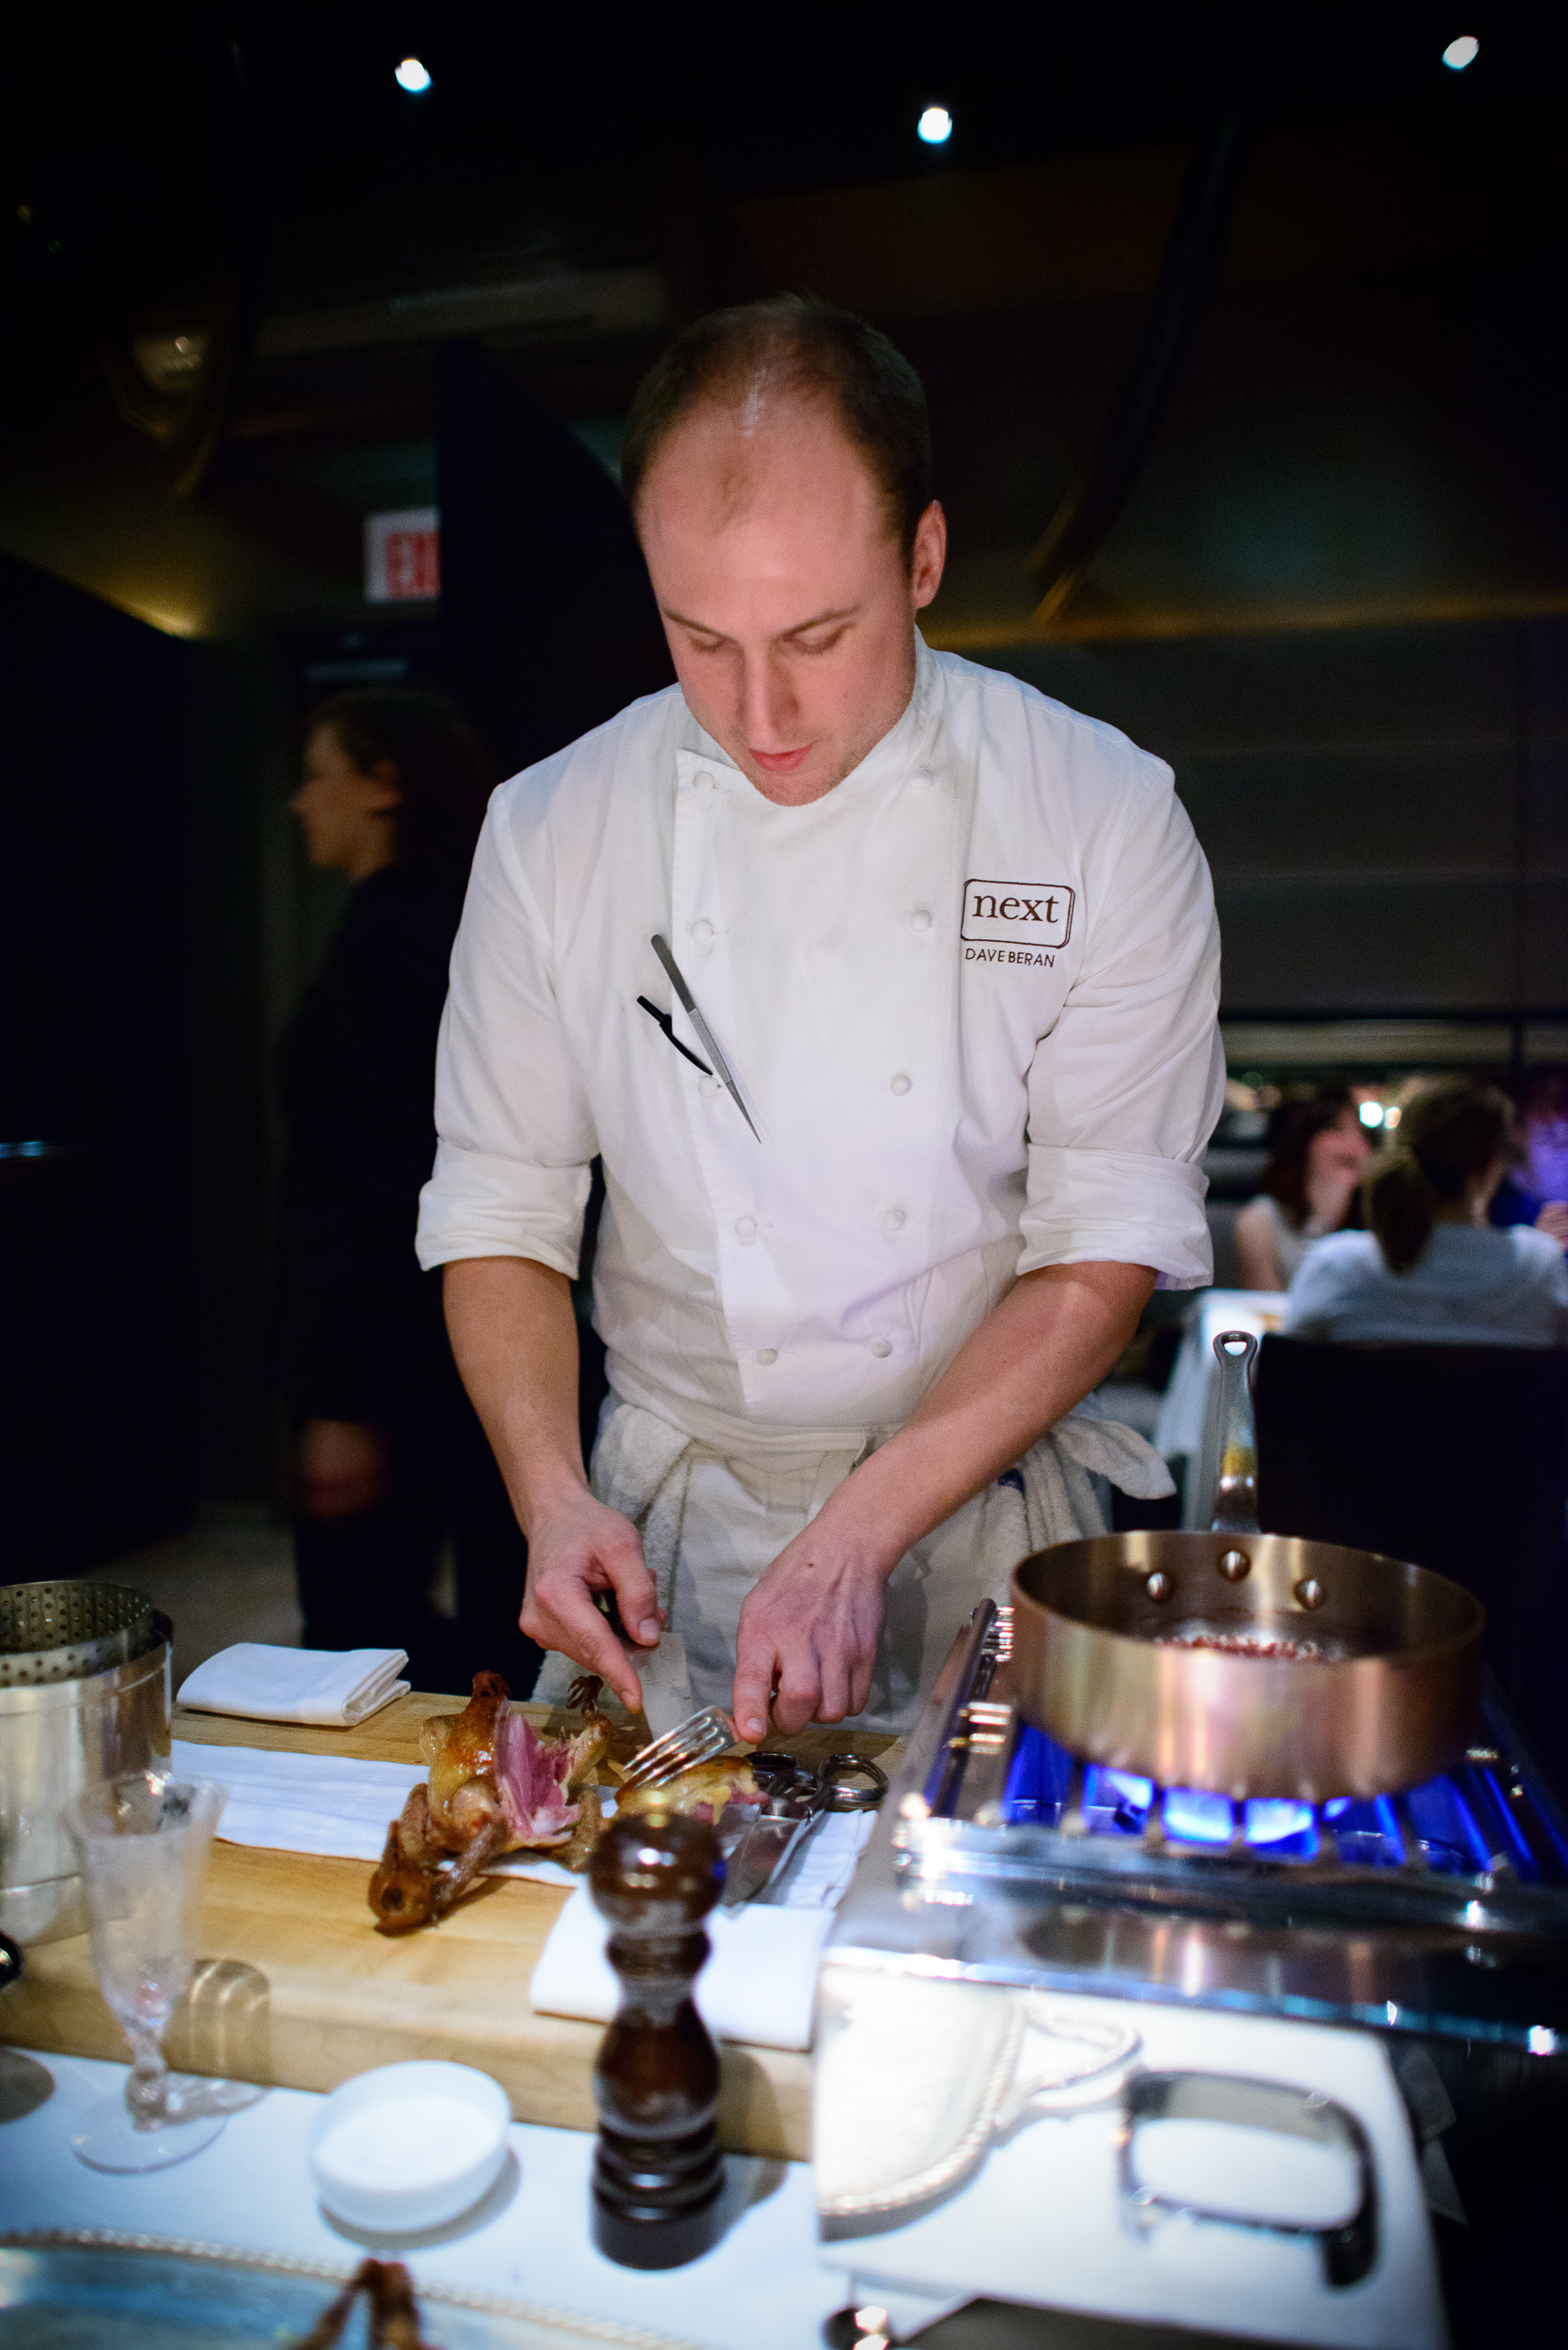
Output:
[{"xmin": 416, "ymin": 295, "xmax": 1222, "ymax": 1740}]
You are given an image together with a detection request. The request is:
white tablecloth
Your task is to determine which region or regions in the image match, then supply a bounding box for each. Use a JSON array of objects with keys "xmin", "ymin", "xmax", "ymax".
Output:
[
  {"xmin": 168, "ymin": 1740, "xmax": 583, "ymax": 1886},
  {"xmin": 0, "ymin": 2049, "xmax": 893, "ymax": 2350}
]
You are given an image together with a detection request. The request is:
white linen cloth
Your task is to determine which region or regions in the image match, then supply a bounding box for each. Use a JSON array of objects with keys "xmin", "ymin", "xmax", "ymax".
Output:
[
  {"xmin": 1286, "ymin": 1225, "xmax": 1568, "ymax": 1348},
  {"xmin": 167, "ymin": 1739, "xmax": 585, "ymax": 1885},
  {"xmin": 529, "ymin": 1811, "xmax": 876, "ymax": 2053},
  {"xmin": 175, "ymin": 1643, "xmax": 409, "ymax": 1728},
  {"xmin": 532, "ymin": 1390, "xmax": 1175, "ymax": 1728},
  {"xmin": 172, "ymin": 1732, "xmax": 876, "ymax": 2045},
  {"xmin": 417, "ymin": 634, "xmax": 1223, "ymax": 1445}
]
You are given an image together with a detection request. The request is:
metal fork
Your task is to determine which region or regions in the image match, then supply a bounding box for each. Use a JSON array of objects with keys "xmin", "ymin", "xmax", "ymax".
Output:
[{"xmin": 619, "ymin": 1704, "xmax": 736, "ymax": 1795}]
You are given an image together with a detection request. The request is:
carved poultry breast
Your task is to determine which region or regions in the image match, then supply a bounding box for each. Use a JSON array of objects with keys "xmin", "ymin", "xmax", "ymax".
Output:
[
  {"xmin": 368, "ymin": 1673, "xmax": 767, "ymax": 1936},
  {"xmin": 369, "ymin": 1671, "xmax": 614, "ymax": 1935}
]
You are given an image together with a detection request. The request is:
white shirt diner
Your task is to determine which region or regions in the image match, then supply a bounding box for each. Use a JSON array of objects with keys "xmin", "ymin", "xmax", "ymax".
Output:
[
  {"xmin": 1286, "ymin": 1224, "xmax": 1568, "ymax": 1349},
  {"xmin": 416, "ymin": 638, "xmax": 1224, "ymax": 1450}
]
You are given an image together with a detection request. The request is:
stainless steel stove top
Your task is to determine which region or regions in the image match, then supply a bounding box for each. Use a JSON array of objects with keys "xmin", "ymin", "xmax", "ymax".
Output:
[{"xmin": 830, "ymin": 1603, "xmax": 1568, "ymax": 2049}]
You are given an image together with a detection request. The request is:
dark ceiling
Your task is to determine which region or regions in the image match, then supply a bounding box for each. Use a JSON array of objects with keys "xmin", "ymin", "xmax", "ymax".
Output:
[{"xmin": 3, "ymin": 5, "xmax": 1565, "ymax": 641}]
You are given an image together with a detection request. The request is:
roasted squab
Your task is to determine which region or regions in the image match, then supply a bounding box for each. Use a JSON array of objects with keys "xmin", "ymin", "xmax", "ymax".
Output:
[{"xmin": 368, "ymin": 1670, "xmax": 613, "ymax": 1934}]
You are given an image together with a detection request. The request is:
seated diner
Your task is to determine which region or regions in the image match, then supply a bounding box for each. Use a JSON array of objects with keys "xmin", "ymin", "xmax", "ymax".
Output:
[
  {"xmin": 1233, "ymin": 1090, "xmax": 1371, "ymax": 1292},
  {"xmin": 1285, "ymin": 1079, "xmax": 1568, "ymax": 1347}
]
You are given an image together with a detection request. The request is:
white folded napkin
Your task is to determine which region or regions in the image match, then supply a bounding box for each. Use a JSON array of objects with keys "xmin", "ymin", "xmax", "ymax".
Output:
[
  {"xmin": 528, "ymin": 1810, "xmax": 875, "ymax": 2053},
  {"xmin": 176, "ymin": 1642, "xmax": 410, "ymax": 1727},
  {"xmin": 168, "ymin": 1739, "xmax": 585, "ymax": 1884},
  {"xmin": 530, "ymin": 1886, "xmax": 832, "ymax": 2051}
]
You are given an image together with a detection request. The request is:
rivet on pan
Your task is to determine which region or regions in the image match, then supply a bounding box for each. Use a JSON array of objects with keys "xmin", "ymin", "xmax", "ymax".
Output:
[
  {"xmin": 1216, "ymin": 1548, "xmax": 1250, "ymax": 1582},
  {"xmin": 1294, "ymin": 1577, "xmax": 1325, "ymax": 1611},
  {"xmin": 1144, "ymin": 1572, "xmax": 1172, "ymax": 1602}
]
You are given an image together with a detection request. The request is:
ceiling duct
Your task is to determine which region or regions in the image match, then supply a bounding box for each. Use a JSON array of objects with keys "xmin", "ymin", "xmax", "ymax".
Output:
[
  {"xmin": 1028, "ymin": 112, "xmax": 1251, "ymax": 622},
  {"xmin": 255, "ymin": 266, "xmax": 669, "ymax": 363}
]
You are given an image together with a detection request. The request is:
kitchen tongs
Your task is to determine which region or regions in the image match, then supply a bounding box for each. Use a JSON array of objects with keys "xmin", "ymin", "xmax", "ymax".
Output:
[{"xmin": 719, "ymin": 1751, "xmax": 887, "ymax": 1908}]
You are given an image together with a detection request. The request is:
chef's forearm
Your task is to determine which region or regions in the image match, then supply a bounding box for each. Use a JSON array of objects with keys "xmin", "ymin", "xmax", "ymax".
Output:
[
  {"xmin": 825, "ymin": 1261, "xmax": 1155, "ymax": 1567},
  {"xmin": 442, "ymin": 1256, "xmax": 588, "ymax": 1527}
]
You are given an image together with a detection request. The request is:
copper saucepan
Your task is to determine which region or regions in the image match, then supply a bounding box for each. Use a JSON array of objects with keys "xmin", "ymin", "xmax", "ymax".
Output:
[{"xmin": 1010, "ymin": 1332, "xmax": 1485, "ymax": 1799}]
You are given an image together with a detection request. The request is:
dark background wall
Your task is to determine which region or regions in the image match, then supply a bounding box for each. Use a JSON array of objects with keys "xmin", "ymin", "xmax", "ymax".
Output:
[
  {"xmin": 0, "ymin": 555, "xmax": 194, "ymax": 1565},
  {"xmin": 982, "ymin": 618, "xmax": 1567, "ymax": 1018}
]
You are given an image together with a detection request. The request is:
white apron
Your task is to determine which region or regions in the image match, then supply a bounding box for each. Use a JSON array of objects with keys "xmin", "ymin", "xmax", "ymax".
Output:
[{"xmin": 533, "ymin": 1392, "xmax": 1174, "ymax": 1732}]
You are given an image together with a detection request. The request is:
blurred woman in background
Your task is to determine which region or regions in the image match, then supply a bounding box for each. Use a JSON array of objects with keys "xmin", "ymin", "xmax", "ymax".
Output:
[
  {"xmin": 1234, "ymin": 1091, "xmax": 1372, "ymax": 1292},
  {"xmin": 278, "ymin": 688, "xmax": 541, "ymax": 1693},
  {"xmin": 1286, "ymin": 1080, "xmax": 1568, "ymax": 1346}
]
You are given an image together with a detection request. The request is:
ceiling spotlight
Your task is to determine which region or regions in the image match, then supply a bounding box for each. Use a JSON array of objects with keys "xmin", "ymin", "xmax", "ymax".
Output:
[
  {"xmin": 1441, "ymin": 35, "xmax": 1479, "ymax": 70},
  {"xmin": 917, "ymin": 105, "xmax": 952, "ymax": 146},
  {"xmin": 395, "ymin": 56, "xmax": 432, "ymax": 94}
]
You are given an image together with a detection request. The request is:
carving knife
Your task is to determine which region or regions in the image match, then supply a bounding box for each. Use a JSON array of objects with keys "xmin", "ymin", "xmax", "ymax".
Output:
[
  {"xmin": 651, "ymin": 933, "xmax": 760, "ymax": 1142},
  {"xmin": 718, "ymin": 1796, "xmax": 820, "ymax": 1908}
]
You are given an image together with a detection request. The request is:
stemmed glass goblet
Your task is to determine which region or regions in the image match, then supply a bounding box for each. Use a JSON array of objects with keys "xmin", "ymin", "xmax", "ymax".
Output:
[{"xmin": 64, "ymin": 1771, "xmax": 228, "ymax": 2172}]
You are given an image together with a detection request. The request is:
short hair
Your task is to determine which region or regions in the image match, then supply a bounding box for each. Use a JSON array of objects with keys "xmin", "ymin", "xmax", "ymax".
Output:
[
  {"xmin": 620, "ymin": 296, "xmax": 934, "ymax": 567},
  {"xmin": 306, "ymin": 688, "xmax": 494, "ymax": 878}
]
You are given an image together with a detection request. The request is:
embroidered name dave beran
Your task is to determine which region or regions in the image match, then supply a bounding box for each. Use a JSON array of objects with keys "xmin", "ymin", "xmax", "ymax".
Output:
[{"xmin": 961, "ymin": 878, "xmax": 1075, "ymax": 964}]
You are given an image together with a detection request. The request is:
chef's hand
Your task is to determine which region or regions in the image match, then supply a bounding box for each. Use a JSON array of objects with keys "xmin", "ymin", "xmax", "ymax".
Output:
[
  {"xmin": 730, "ymin": 1530, "xmax": 886, "ymax": 1739},
  {"xmin": 518, "ymin": 1489, "xmax": 662, "ymax": 1713}
]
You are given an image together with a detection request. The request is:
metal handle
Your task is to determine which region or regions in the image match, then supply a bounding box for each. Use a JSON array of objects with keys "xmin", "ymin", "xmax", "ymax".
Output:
[
  {"xmin": 1210, "ymin": 1329, "xmax": 1261, "ymax": 1536},
  {"xmin": 817, "ymin": 1753, "xmax": 889, "ymax": 1812}
]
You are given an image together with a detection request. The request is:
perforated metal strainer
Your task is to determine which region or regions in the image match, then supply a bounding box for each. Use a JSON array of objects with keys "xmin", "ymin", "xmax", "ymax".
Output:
[{"xmin": 0, "ymin": 1581, "xmax": 157, "ymax": 1687}]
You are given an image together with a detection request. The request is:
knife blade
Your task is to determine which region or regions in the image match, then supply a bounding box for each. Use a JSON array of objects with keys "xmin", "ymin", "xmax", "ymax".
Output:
[
  {"xmin": 719, "ymin": 1801, "xmax": 820, "ymax": 1908},
  {"xmin": 651, "ymin": 933, "xmax": 760, "ymax": 1142}
]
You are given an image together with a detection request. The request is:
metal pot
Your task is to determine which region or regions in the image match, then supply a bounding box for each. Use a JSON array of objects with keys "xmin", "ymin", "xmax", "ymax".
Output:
[
  {"xmin": 1011, "ymin": 1333, "xmax": 1485, "ymax": 1799},
  {"xmin": 0, "ymin": 1608, "xmax": 171, "ymax": 1945},
  {"xmin": 0, "ymin": 1581, "xmax": 156, "ymax": 1688}
]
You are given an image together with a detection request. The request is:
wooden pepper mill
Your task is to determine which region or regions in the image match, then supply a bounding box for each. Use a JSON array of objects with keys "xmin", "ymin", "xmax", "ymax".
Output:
[{"xmin": 588, "ymin": 1805, "xmax": 726, "ymax": 2269}]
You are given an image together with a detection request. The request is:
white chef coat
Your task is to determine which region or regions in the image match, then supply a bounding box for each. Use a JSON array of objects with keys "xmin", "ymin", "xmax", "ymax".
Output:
[{"xmin": 416, "ymin": 635, "xmax": 1223, "ymax": 1452}]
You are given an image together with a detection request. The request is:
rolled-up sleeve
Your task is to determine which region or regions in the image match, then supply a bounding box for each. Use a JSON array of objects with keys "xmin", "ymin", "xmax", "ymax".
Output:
[
  {"xmin": 1017, "ymin": 757, "xmax": 1223, "ymax": 1289},
  {"xmin": 416, "ymin": 792, "xmax": 596, "ymax": 1276}
]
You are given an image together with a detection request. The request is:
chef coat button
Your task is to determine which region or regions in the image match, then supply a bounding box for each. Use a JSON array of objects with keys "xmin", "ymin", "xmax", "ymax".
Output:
[
  {"xmin": 690, "ymin": 916, "xmax": 714, "ymax": 951},
  {"xmin": 694, "ymin": 770, "xmax": 715, "ymax": 792},
  {"xmin": 870, "ymin": 1339, "xmax": 893, "ymax": 1358},
  {"xmin": 881, "ymin": 1207, "xmax": 905, "ymax": 1233},
  {"xmin": 756, "ymin": 1347, "xmax": 778, "ymax": 1366},
  {"xmin": 735, "ymin": 1215, "xmax": 758, "ymax": 1244},
  {"xmin": 889, "ymin": 1073, "xmax": 912, "ymax": 1096},
  {"xmin": 699, "ymin": 1074, "xmax": 720, "ymax": 1100},
  {"xmin": 909, "ymin": 908, "xmax": 932, "ymax": 932},
  {"xmin": 915, "ymin": 769, "xmax": 935, "ymax": 789}
]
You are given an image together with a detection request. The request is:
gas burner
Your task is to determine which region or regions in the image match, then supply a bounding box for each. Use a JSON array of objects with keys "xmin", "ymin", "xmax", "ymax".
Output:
[
  {"xmin": 831, "ymin": 1604, "xmax": 1568, "ymax": 2049},
  {"xmin": 986, "ymin": 1721, "xmax": 1567, "ymax": 1888}
]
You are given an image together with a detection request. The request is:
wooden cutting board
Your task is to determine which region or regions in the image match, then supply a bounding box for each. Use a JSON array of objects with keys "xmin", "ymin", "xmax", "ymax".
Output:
[{"xmin": 0, "ymin": 1693, "xmax": 898, "ymax": 2161}]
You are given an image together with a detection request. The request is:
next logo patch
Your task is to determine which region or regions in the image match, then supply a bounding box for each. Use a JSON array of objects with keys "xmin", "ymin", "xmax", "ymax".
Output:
[{"xmin": 960, "ymin": 878, "xmax": 1075, "ymax": 948}]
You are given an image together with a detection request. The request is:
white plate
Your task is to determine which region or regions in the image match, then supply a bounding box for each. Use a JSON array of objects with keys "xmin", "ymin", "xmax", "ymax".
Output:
[{"xmin": 306, "ymin": 2060, "xmax": 510, "ymax": 2233}]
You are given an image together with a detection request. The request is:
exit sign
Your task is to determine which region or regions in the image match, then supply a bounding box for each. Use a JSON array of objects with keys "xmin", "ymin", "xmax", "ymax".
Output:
[{"xmin": 365, "ymin": 508, "xmax": 440, "ymax": 602}]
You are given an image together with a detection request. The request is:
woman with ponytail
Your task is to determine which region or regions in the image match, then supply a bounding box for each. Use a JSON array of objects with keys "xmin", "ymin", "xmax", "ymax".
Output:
[{"xmin": 1286, "ymin": 1080, "xmax": 1568, "ymax": 1346}]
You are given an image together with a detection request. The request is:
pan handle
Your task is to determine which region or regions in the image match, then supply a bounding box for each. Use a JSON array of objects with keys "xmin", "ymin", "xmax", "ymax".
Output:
[{"xmin": 1210, "ymin": 1329, "xmax": 1261, "ymax": 1536}]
